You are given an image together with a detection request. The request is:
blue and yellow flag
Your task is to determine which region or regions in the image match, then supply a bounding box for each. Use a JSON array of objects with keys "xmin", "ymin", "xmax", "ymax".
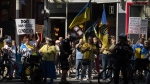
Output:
[
  {"xmin": 69, "ymin": 0, "xmax": 91, "ymax": 29},
  {"xmin": 82, "ymin": 25, "xmax": 92, "ymax": 42},
  {"xmin": 98, "ymin": 8, "xmax": 108, "ymax": 48},
  {"xmin": 82, "ymin": 19, "xmax": 98, "ymax": 42},
  {"xmin": 93, "ymin": 19, "xmax": 99, "ymax": 37}
]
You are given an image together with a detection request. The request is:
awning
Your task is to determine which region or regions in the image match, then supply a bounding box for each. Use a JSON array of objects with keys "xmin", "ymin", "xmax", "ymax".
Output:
[
  {"xmin": 96, "ymin": 0, "xmax": 119, "ymax": 3},
  {"xmin": 48, "ymin": 0, "xmax": 119, "ymax": 3}
]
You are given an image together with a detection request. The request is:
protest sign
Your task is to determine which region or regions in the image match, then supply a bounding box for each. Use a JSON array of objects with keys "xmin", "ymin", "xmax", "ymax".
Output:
[
  {"xmin": 35, "ymin": 24, "xmax": 44, "ymax": 33},
  {"xmin": 128, "ymin": 17, "xmax": 141, "ymax": 34},
  {"xmin": 15, "ymin": 19, "xmax": 35, "ymax": 35},
  {"xmin": 140, "ymin": 19, "xmax": 148, "ymax": 34}
]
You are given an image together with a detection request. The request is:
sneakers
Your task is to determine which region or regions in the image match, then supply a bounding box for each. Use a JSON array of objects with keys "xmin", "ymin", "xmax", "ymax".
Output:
[
  {"xmin": 83, "ymin": 78, "xmax": 87, "ymax": 80},
  {"xmin": 75, "ymin": 78, "xmax": 79, "ymax": 80}
]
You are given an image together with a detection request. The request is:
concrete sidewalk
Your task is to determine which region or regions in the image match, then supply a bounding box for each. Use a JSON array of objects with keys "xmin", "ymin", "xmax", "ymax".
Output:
[{"xmin": 0, "ymin": 78, "xmax": 98, "ymax": 84}]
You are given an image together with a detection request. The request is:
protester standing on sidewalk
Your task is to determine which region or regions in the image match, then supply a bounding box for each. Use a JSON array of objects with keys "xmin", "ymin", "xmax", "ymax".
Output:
[
  {"xmin": 55, "ymin": 40, "xmax": 61, "ymax": 74},
  {"xmin": 59, "ymin": 34, "xmax": 72, "ymax": 84},
  {"xmin": 75, "ymin": 38, "xmax": 84, "ymax": 80},
  {"xmin": 100, "ymin": 36, "xmax": 115, "ymax": 80},
  {"xmin": 39, "ymin": 37, "xmax": 58, "ymax": 84},
  {"xmin": 80, "ymin": 36, "xmax": 97, "ymax": 83},
  {"xmin": 20, "ymin": 38, "xmax": 34, "ymax": 63},
  {"xmin": 2, "ymin": 38, "xmax": 16, "ymax": 80},
  {"xmin": 29, "ymin": 32, "xmax": 40, "ymax": 48},
  {"xmin": 113, "ymin": 33, "xmax": 133, "ymax": 84},
  {"xmin": 93, "ymin": 37, "xmax": 102, "ymax": 73}
]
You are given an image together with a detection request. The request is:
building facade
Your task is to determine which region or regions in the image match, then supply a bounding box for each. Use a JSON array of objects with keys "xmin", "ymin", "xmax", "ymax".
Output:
[
  {"xmin": 0, "ymin": 0, "xmax": 150, "ymax": 42},
  {"xmin": 46, "ymin": 0, "xmax": 119, "ymax": 40}
]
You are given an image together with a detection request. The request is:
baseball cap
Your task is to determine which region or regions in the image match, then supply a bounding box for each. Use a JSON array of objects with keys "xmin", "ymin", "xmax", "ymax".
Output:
[
  {"xmin": 46, "ymin": 37, "xmax": 52, "ymax": 41},
  {"xmin": 6, "ymin": 38, "xmax": 12, "ymax": 43}
]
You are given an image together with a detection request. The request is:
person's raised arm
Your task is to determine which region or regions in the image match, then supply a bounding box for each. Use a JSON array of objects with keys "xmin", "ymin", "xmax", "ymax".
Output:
[{"xmin": 36, "ymin": 32, "xmax": 40, "ymax": 42}]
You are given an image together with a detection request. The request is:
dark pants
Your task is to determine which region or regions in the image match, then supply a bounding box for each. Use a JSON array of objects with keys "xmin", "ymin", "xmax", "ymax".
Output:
[
  {"xmin": 114, "ymin": 61, "xmax": 128, "ymax": 84},
  {"xmin": 94, "ymin": 54, "xmax": 100, "ymax": 73},
  {"xmin": 102, "ymin": 54, "xmax": 112, "ymax": 78},
  {"xmin": 146, "ymin": 71, "xmax": 150, "ymax": 84}
]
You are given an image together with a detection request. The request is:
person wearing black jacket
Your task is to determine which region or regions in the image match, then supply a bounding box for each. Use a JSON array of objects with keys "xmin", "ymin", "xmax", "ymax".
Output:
[
  {"xmin": 113, "ymin": 33, "xmax": 133, "ymax": 84},
  {"xmin": 59, "ymin": 34, "xmax": 72, "ymax": 84}
]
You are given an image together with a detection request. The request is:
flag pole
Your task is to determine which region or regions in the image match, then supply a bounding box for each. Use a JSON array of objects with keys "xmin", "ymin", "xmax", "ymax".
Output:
[
  {"xmin": 83, "ymin": 0, "xmax": 91, "ymax": 41},
  {"xmin": 103, "ymin": 4, "xmax": 105, "ymax": 9}
]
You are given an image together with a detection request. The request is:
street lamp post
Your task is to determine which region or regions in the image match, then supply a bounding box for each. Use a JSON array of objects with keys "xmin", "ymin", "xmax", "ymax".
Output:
[{"xmin": 16, "ymin": 0, "xmax": 21, "ymax": 46}]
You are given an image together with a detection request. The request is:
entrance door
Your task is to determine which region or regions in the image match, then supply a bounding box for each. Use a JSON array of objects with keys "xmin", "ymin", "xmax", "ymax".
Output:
[{"xmin": 50, "ymin": 19, "xmax": 65, "ymax": 40}]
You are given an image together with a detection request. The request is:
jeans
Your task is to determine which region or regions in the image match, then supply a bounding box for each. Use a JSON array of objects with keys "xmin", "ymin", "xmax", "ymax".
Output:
[
  {"xmin": 81, "ymin": 61, "xmax": 93, "ymax": 79},
  {"xmin": 102, "ymin": 54, "xmax": 112, "ymax": 78},
  {"xmin": 75, "ymin": 59, "xmax": 82, "ymax": 79}
]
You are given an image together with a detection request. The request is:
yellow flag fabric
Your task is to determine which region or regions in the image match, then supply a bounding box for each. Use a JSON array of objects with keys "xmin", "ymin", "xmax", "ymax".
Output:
[
  {"xmin": 83, "ymin": 34, "xmax": 86, "ymax": 42},
  {"xmin": 69, "ymin": 3, "xmax": 90, "ymax": 29},
  {"xmin": 98, "ymin": 25, "xmax": 108, "ymax": 48},
  {"xmin": 134, "ymin": 48, "xmax": 141, "ymax": 59},
  {"xmin": 98, "ymin": 8, "xmax": 108, "ymax": 49}
]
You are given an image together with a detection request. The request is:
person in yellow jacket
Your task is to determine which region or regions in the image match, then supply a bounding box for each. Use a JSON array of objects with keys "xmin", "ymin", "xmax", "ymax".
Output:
[
  {"xmin": 79, "ymin": 36, "xmax": 97, "ymax": 83},
  {"xmin": 39, "ymin": 37, "xmax": 58, "ymax": 84}
]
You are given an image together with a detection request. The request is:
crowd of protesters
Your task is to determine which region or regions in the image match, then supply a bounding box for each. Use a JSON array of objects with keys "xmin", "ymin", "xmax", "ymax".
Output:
[{"xmin": 1, "ymin": 32, "xmax": 150, "ymax": 84}]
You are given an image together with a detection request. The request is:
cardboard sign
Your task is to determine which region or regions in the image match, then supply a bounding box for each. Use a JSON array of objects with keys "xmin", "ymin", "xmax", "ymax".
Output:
[
  {"xmin": 128, "ymin": 17, "xmax": 141, "ymax": 34},
  {"xmin": 15, "ymin": 19, "xmax": 35, "ymax": 35},
  {"xmin": 35, "ymin": 24, "xmax": 44, "ymax": 33},
  {"xmin": 140, "ymin": 19, "xmax": 148, "ymax": 34}
]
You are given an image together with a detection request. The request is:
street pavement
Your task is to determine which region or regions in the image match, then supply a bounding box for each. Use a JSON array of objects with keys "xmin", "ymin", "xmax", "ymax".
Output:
[
  {"xmin": 0, "ymin": 75, "xmax": 147, "ymax": 84},
  {"xmin": 0, "ymin": 78, "xmax": 147, "ymax": 84},
  {"xmin": 0, "ymin": 69, "xmax": 147, "ymax": 84},
  {"xmin": 0, "ymin": 77, "xmax": 99, "ymax": 84}
]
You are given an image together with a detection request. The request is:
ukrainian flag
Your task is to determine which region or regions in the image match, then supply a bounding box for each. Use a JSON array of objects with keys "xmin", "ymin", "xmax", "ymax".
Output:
[
  {"xmin": 82, "ymin": 19, "xmax": 98, "ymax": 42},
  {"xmin": 69, "ymin": 0, "xmax": 91, "ymax": 29},
  {"xmin": 93, "ymin": 19, "xmax": 99, "ymax": 37},
  {"xmin": 82, "ymin": 25, "xmax": 92, "ymax": 42},
  {"xmin": 98, "ymin": 8, "xmax": 108, "ymax": 48}
]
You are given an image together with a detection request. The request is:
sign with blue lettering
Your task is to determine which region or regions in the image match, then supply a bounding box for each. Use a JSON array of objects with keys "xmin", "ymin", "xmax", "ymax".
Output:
[{"xmin": 15, "ymin": 19, "xmax": 35, "ymax": 35}]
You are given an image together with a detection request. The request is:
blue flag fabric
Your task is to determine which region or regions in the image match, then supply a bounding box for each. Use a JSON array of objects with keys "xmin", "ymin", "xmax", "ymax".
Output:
[
  {"xmin": 98, "ymin": 7, "xmax": 108, "ymax": 48},
  {"xmin": 101, "ymin": 8, "xmax": 107, "ymax": 25},
  {"xmin": 21, "ymin": 0, "xmax": 26, "ymax": 5}
]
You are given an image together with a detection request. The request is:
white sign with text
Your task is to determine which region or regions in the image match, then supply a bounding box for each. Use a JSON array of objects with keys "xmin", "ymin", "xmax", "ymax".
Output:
[
  {"xmin": 140, "ymin": 19, "xmax": 148, "ymax": 34},
  {"xmin": 15, "ymin": 19, "xmax": 35, "ymax": 35},
  {"xmin": 128, "ymin": 17, "xmax": 141, "ymax": 34}
]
